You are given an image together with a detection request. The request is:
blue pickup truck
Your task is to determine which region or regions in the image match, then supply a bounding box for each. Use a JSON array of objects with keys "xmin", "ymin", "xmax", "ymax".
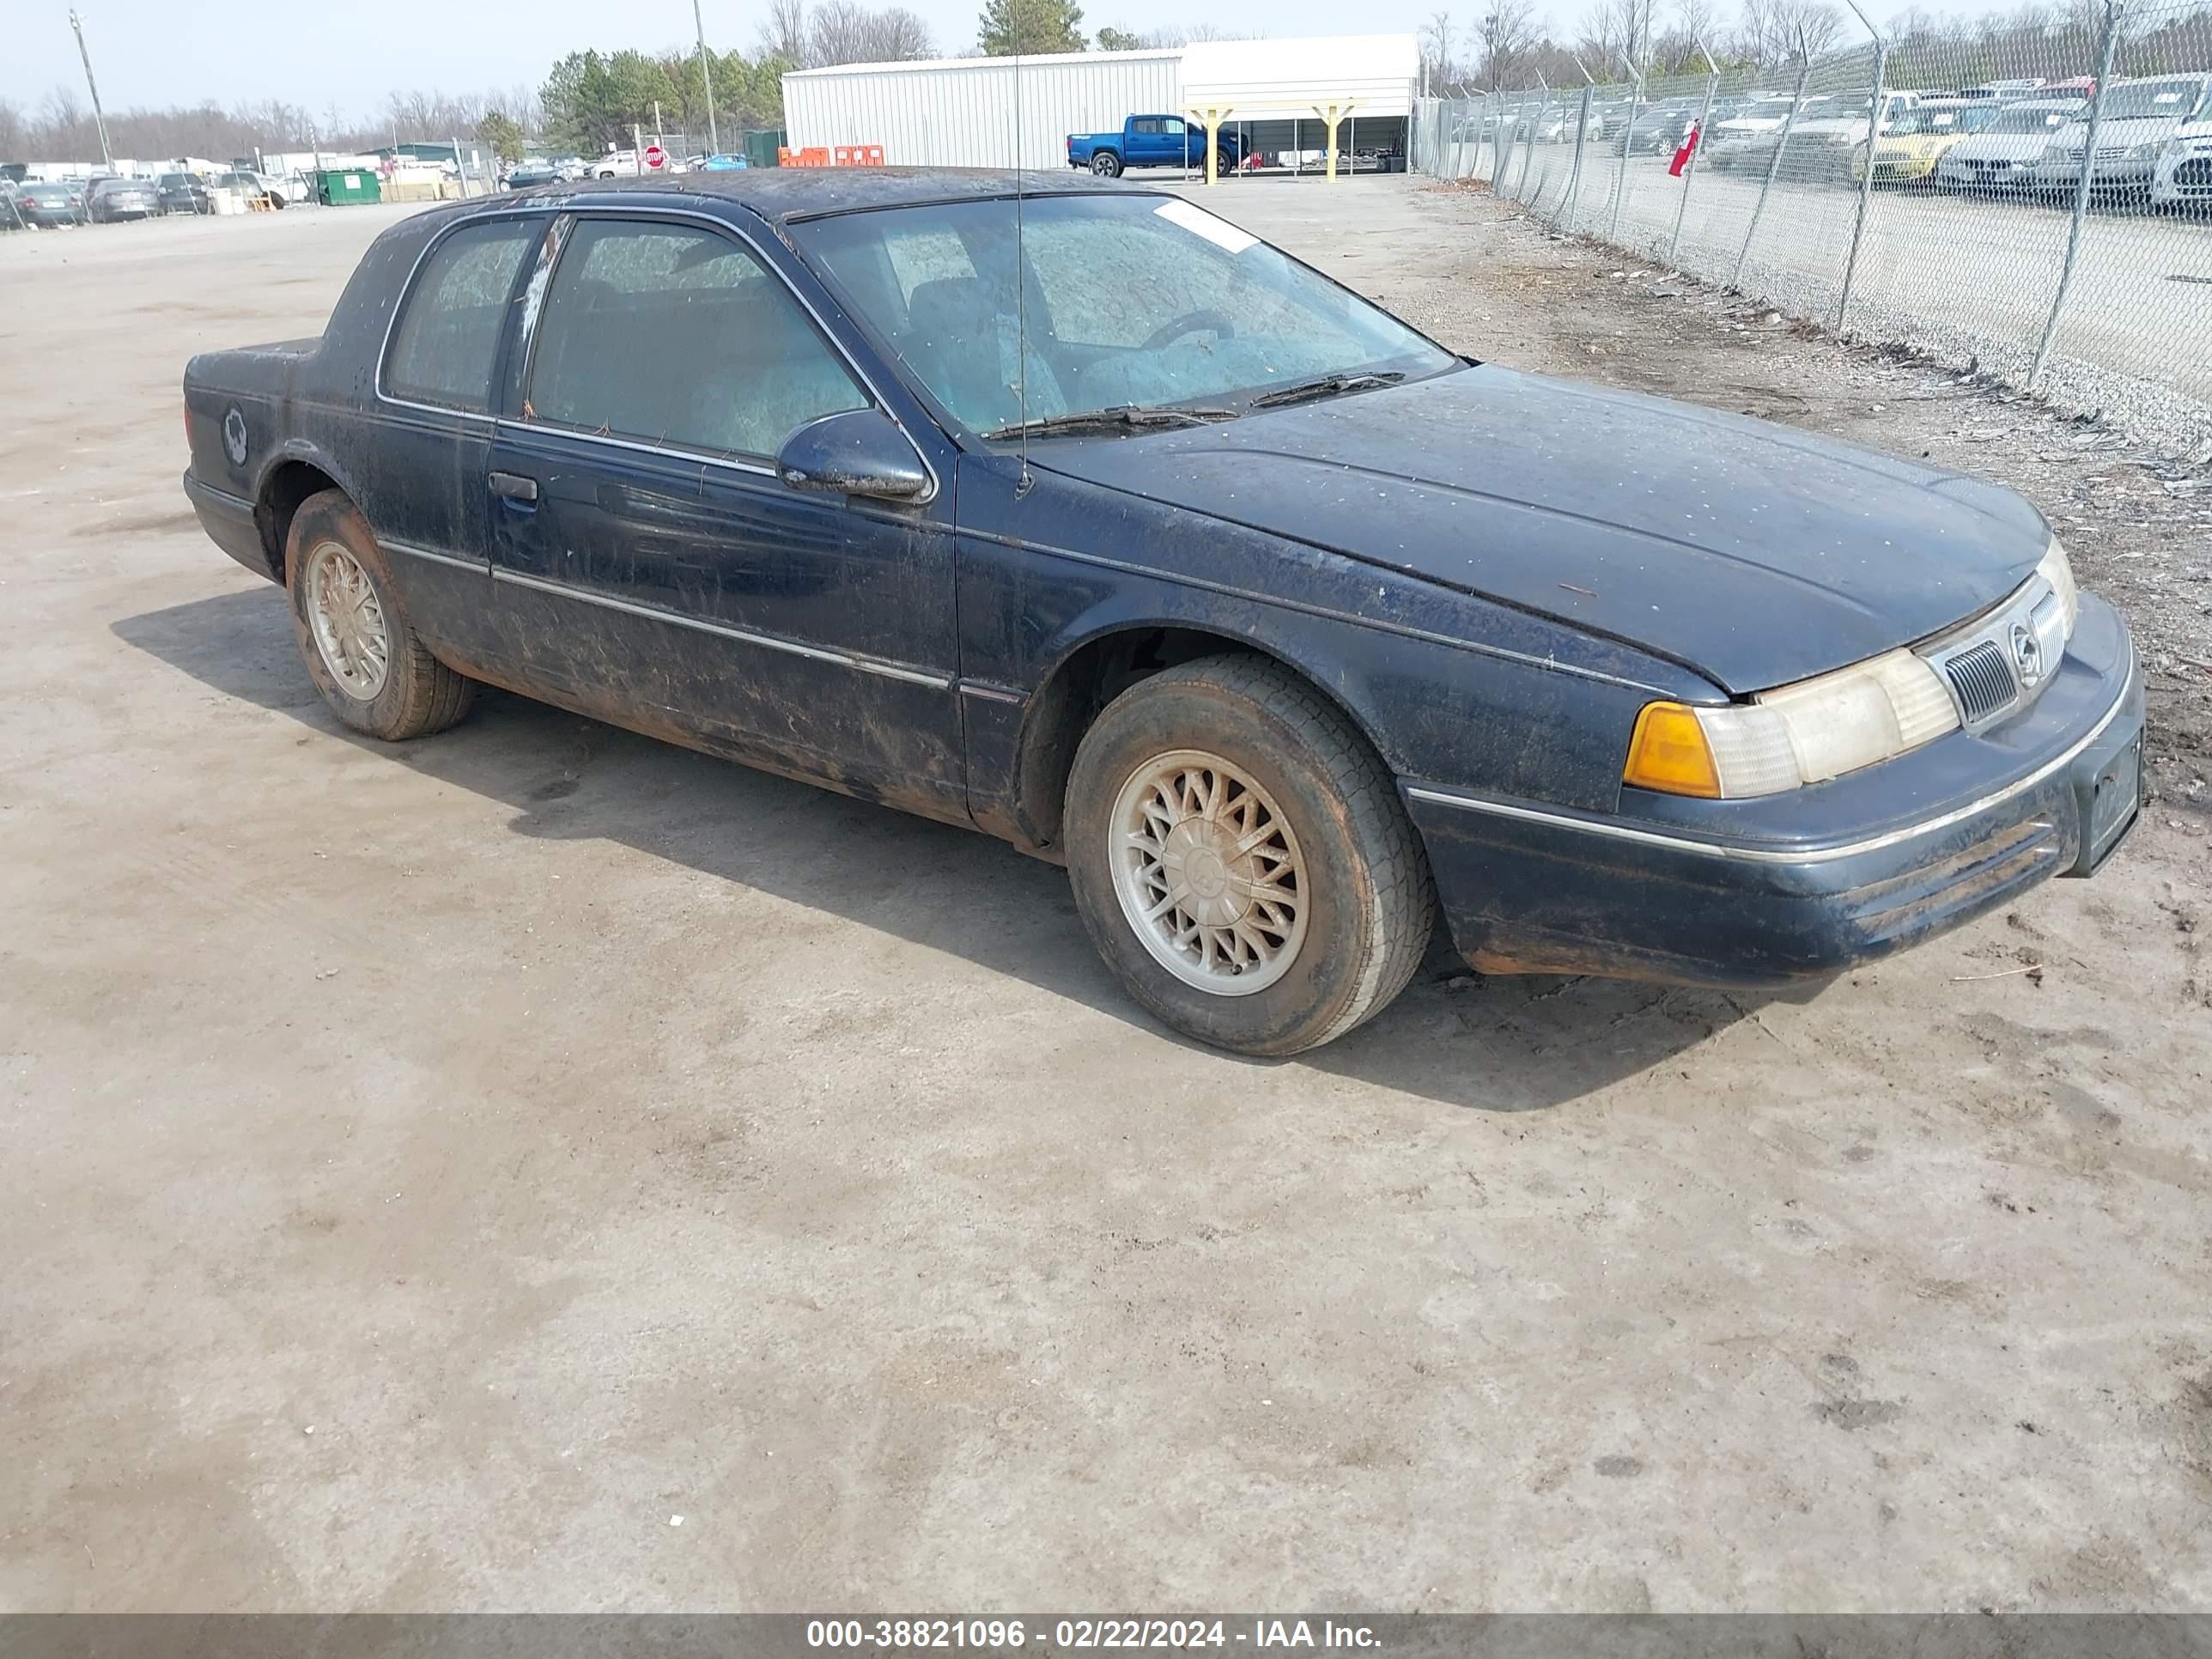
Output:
[{"xmin": 1067, "ymin": 114, "xmax": 1245, "ymax": 177}]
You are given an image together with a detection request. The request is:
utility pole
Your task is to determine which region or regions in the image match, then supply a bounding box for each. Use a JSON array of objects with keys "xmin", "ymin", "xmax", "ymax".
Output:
[
  {"xmin": 694, "ymin": 0, "xmax": 720, "ymax": 155},
  {"xmin": 68, "ymin": 10, "xmax": 115, "ymax": 172}
]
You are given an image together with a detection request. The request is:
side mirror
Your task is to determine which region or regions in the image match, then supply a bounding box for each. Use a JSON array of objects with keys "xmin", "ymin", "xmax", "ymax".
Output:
[{"xmin": 775, "ymin": 409, "xmax": 933, "ymax": 505}]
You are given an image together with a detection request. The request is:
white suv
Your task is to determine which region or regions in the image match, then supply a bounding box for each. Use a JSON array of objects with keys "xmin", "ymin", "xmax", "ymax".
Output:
[
  {"xmin": 2033, "ymin": 75, "xmax": 2212, "ymax": 195},
  {"xmin": 2151, "ymin": 118, "xmax": 2212, "ymax": 210}
]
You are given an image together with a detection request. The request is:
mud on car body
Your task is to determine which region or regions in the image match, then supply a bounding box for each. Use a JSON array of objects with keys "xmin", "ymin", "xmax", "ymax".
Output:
[{"xmin": 181, "ymin": 169, "xmax": 2143, "ymax": 1055}]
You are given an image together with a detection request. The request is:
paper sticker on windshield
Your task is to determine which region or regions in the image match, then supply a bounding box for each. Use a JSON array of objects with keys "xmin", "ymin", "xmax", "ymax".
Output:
[{"xmin": 1154, "ymin": 198, "xmax": 1258, "ymax": 255}]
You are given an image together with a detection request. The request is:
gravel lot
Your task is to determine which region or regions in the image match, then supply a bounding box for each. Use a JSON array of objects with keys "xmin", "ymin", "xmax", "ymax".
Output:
[{"xmin": 2, "ymin": 183, "xmax": 2209, "ymax": 1613}]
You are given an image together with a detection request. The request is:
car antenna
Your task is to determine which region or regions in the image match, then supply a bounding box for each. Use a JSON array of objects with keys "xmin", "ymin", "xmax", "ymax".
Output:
[{"xmin": 1012, "ymin": 3, "xmax": 1033, "ymax": 497}]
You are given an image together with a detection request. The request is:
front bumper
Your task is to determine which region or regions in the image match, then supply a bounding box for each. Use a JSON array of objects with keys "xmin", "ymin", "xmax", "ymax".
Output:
[
  {"xmin": 1937, "ymin": 158, "xmax": 2033, "ymax": 189},
  {"xmin": 1856, "ymin": 152, "xmax": 1938, "ymax": 182},
  {"xmin": 1406, "ymin": 596, "xmax": 2144, "ymax": 988},
  {"xmin": 2154, "ymin": 148, "xmax": 2212, "ymax": 204},
  {"xmin": 2033, "ymin": 156, "xmax": 2159, "ymax": 191}
]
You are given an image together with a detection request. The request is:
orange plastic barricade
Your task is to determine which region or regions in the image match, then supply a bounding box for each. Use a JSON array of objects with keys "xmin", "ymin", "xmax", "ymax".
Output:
[{"xmin": 778, "ymin": 145, "xmax": 883, "ymax": 167}]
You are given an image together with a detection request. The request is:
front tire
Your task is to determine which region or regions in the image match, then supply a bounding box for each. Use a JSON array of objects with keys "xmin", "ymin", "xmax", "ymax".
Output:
[
  {"xmin": 1091, "ymin": 151, "xmax": 1123, "ymax": 178},
  {"xmin": 1064, "ymin": 656, "xmax": 1433, "ymax": 1056},
  {"xmin": 285, "ymin": 489, "xmax": 475, "ymax": 741}
]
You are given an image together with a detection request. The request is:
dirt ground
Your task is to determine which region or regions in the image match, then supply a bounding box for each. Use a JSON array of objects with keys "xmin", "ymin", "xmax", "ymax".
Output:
[{"xmin": 2, "ymin": 183, "xmax": 2208, "ymax": 1614}]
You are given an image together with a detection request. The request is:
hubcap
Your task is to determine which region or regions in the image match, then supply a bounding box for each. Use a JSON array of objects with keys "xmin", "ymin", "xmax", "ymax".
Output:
[
  {"xmin": 1109, "ymin": 748, "xmax": 1308, "ymax": 997},
  {"xmin": 305, "ymin": 540, "xmax": 391, "ymax": 701}
]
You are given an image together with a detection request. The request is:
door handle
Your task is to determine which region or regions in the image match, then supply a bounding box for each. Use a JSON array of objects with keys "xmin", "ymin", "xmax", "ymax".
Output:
[{"xmin": 489, "ymin": 471, "xmax": 539, "ymax": 503}]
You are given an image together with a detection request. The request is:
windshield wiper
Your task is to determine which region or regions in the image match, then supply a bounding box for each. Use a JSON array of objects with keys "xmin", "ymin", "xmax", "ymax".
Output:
[
  {"xmin": 980, "ymin": 404, "xmax": 1238, "ymax": 441},
  {"xmin": 1247, "ymin": 371, "xmax": 1407, "ymax": 410}
]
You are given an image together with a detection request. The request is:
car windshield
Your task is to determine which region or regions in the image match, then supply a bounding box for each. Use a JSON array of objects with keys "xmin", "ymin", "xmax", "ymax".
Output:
[
  {"xmin": 793, "ymin": 191, "xmax": 1457, "ymax": 437},
  {"xmin": 1985, "ymin": 106, "xmax": 2075, "ymax": 132},
  {"xmin": 2098, "ymin": 80, "xmax": 2207, "ymax": 118},
  {"xmin": 25, "ymin": 184, "xmax": 70, "ymax": 201},
  {"xmin": 159, "ymin": 173, "xmax": 190, "ymax": 187}
]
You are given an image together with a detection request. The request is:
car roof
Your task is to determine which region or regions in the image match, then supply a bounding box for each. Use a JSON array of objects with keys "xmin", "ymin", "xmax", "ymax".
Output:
[{"xmin": 493, "ymin": 166, "xmax": 1142, "ymax": 222}]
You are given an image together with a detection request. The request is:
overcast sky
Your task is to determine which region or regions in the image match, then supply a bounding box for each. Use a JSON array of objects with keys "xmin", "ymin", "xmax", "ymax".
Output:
[{"xmin": 5, "ymin": 0, "xmax": 2009, "ymax": 121}]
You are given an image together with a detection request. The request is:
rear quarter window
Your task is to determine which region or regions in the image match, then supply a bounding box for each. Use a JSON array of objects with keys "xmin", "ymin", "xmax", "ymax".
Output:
[{"xmin": 383, "ymin": 217, "xmax": 542, "ymax": 412}]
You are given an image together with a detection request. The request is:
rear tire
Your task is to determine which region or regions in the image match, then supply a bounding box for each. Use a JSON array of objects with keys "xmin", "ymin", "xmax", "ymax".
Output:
[
  {"xmin": 284, "ymin": 489, "xmax": 475, "ymax": 742},
  {"xmin": 1091, "ymin": 151, "xmax": 1123, "ymax": 178},
  {"xmin": 1063, "ymin": 655, "xmax": 1433, "ymax": 1056}
]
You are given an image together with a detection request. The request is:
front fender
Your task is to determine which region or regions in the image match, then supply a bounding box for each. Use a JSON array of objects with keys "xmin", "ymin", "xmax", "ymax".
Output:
[{"xmin": 953, "ymin": 455, "xmax": 1720, "ymax": 847}]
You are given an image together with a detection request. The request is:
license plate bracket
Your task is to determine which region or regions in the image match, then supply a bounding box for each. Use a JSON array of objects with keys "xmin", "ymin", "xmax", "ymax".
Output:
[{"xmin": 2075, "ymin": 733, "xmax": 2142, "ymax": 875}]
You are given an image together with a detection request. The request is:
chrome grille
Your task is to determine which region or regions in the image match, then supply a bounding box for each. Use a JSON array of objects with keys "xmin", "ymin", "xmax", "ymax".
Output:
[{"xmin": 1943, "ymin": 639, "xmax": 2017, "ymax": 725}]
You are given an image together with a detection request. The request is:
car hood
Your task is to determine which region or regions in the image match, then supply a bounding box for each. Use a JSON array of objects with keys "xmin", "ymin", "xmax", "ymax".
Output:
[
  {"xmin": 2053, "ymin": 113, "xmax": 2200, "ymax": 141},
  {"xmin": 1944, "ymin": 131, "xmax": 2064, "ymax": 161},
  {"xmin": 1030, "ymin": 367, "xmax": 2049, "ymax": 694}
]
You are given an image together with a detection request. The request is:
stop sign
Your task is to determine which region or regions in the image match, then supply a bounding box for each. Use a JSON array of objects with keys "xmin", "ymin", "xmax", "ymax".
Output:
[{"xmin": 643, "ymin": 143, "xmax": 667, "ymax": 170}]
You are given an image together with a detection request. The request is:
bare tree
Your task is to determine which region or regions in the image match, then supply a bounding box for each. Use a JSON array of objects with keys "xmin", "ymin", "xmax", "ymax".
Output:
[
  {"xmin": 1734, "ymin": 0, "xmax": 1844, "ymax": 64},
  {"xmin": 1422, "ymin": 10, "xmax": 1458, "ymax": 86},
  {"xmin": 1475, "ymin": 0, "xmax": 1546, "ymax": 87},
  {"xmin": 757, "ymin": 0, "xmax": 934, "ymax": 66},
  {"xmin": 1668, "ymin": 0, "xmax": 1719, "ymax": 62},
  {"xmin": 857, "ymin": 4, "xmax": 936, "ymax": 58},
  {"xmin": 758, "ymin": 0, "xmax": 812, "ymax": 63}
]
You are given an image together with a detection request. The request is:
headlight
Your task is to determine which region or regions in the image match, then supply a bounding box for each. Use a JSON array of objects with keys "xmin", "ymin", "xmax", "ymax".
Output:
[
  {"xmin": 1626, "ymin": 533, "xmax": 2081, "ymax": 800},
  {"xmin": 1625, "ymin": 650, "xmax": 1960, "ymax": 799},
  {"xmin": 2040, "ymin": 141, "xmax": 2068, "ymax": 161},
  {"xmin": 2128, "ymin": 141, "xmax": 2160, "ymax": 160},
  {"xmin": 2037, "ymin": 534, "xmax": 2078, "ymax": 635}
]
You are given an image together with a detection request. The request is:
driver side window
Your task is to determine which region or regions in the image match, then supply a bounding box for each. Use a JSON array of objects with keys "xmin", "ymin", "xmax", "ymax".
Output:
[{"xmin": 525, "ymin": 218, "xmax": 867, "ymax": 459}]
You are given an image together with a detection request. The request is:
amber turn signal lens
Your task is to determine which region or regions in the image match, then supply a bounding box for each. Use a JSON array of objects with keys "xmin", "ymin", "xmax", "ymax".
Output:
[{"xmin": 1624, "ymin": 702, "xmax": 1723, "ymax": 799}]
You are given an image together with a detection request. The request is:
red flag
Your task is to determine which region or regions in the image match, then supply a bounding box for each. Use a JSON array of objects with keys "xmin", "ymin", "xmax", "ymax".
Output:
[{"xmin": 1668, "ymin": 123, "xmax": 1699, "ymax": 177}]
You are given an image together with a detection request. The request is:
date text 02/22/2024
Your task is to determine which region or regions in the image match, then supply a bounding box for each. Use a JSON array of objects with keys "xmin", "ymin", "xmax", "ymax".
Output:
[{"xmin": 804, "ymin": 1620, "xmax": 1382, "ymax": 1649}]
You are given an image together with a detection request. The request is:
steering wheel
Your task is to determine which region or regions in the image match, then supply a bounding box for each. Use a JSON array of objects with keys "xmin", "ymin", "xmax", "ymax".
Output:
[{"xmin": 1142, "ymin": 310, "xmax": 1237, "ymax": 350}]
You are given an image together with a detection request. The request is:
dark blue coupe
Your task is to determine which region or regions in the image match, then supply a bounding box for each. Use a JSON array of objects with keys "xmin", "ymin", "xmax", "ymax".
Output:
[{"xmin": 181, "ymin": 170, "xmax": 2143, "ymax": 1054}]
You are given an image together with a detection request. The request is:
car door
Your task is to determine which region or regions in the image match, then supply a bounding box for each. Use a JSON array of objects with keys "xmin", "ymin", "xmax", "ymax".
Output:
[
  {"xmin": 483, "ymin": 210, "xmax": 968, "ymax": 822},
  {"xmin": 367, "ymin": 211, "xmax": 547, "ymax": 672},
  {"xmin": 1127, "ymin": 118, "xmax": 1169, "ymax": 166}
]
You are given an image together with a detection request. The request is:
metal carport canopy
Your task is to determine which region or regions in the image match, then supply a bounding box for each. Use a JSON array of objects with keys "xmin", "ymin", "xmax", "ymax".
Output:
[{"xmin": 1179, "ymin": 34, "xmax": 1419, "ymax": 121}]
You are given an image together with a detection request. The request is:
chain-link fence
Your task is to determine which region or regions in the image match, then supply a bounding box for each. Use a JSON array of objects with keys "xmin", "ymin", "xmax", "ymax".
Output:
[{"xmin": 1413, "ymin": 0, "xmax": 2212, "ymax": 452}]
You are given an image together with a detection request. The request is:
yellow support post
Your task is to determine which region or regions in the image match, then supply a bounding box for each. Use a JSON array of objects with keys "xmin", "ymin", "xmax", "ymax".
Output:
[
  {"xmin": 1313, "ymin": 100, "xmax": 1356, "ymax": 179},
  {"xmin": 1187, "ymin": 105, "xmax": 1233, "ymax": 185}
]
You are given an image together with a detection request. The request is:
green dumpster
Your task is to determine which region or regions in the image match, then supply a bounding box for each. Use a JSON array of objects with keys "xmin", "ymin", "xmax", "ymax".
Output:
[
  {"xmin": 316, "ymin": 167, "xmax": 382, "ymax": 205},
  {"xmin": 741, "ymin": 129, "xmax": 784, "ymax": 169}
]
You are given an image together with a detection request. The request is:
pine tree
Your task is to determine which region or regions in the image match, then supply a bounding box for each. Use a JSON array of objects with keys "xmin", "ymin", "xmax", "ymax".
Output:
[{"xmin": 978, "ymin": 0, "xmax": 1086, "ymax": 55}]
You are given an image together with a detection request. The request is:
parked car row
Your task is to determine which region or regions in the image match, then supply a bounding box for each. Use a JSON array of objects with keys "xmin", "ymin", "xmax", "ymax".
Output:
[
  {"xmin": 2, "ymin": 167, "xmax": 303, "ymax": 231},
  {"xmin": 500, "ymin": 156, "xmax": 590, "ymax": 188},
  {"xmin": 1465, "ymin": 74, "xmax": 2212, "ymax": 210}
]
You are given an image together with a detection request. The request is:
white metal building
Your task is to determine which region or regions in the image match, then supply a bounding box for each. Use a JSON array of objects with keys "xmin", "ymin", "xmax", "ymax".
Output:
[{"xmin": 781, "ymin": 34, "xmax": 1417, "ymax": 173}]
